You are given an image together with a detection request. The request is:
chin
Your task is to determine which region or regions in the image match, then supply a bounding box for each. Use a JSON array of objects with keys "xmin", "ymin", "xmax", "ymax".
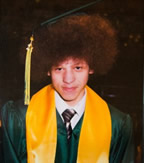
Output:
[{"xmin": 62, "ymin": 96, "xmax": 76, "ymax": 102}]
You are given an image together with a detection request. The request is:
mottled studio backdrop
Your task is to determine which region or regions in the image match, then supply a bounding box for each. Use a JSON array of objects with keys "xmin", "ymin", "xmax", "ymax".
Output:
[{"xmin": 0, "ymin": 0, "xmax": 143, "ymax": 162}]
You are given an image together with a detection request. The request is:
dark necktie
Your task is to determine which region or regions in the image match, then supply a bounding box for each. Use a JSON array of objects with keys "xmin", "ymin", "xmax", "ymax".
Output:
[{"xmin": 62, "ymin": 109, "xmax": 76, "ymax": 139}]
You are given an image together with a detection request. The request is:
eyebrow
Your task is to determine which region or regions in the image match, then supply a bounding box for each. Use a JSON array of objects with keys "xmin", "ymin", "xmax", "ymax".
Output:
[
  {"xmin": 73, "ymin": 61, "xmax": 86, "ymax": 65},
  {"xmin": 52, "ymin": 60, "xmax": 86, "ymax": 67}
]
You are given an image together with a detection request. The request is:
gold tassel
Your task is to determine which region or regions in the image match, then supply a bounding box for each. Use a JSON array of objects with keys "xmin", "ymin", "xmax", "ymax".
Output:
[{"xmin": 24, "ymin": 36, "xmax": 34, "ymax": 105}]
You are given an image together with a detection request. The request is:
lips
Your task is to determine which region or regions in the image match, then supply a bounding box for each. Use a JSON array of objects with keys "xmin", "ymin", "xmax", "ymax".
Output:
[{"xmin": 62, "ymin": 87, "xmax": 77, "ymax": 92}]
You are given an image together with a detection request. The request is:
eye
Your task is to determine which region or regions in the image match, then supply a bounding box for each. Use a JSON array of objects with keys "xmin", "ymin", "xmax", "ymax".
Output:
[
  {"xmin": 55, "ymin": 67, "xmax": 63, "ymax": 71},
  {"xmin": 75, "ymin": 66, "xmax": 82, "ymax": 70}
]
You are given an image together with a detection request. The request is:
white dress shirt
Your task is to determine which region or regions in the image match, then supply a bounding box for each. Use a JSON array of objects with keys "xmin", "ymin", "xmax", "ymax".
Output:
[{"xmin": 55, "ymin": 90, "xmax": 86, "ymax": 129}]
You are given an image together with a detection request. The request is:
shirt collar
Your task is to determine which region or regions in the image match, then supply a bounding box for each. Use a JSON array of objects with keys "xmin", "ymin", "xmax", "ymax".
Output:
[{"xmin": 55, "ymin": 89, "xmax": 86, "ymax": 116}]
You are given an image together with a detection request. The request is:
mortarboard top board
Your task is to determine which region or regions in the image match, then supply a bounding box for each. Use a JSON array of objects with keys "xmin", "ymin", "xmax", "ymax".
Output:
[{"xmin": 24, "ymin": 0, "xmax": 102, "ymax": 105}]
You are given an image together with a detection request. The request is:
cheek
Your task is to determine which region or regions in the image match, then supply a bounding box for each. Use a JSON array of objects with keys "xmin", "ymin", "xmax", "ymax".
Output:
[
  {"xmin": 51, "ymin": 74, "xmax": 62, "ymax": 87},
  {"xmin": 78, "ymin": 73, "xmax": 89, "ymax": 83}
]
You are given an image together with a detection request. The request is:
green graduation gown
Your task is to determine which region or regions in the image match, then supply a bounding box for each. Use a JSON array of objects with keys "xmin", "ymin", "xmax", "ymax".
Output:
[{"xmin": 1, "ymin": 100, "xmax": 134, "ymax": 163}]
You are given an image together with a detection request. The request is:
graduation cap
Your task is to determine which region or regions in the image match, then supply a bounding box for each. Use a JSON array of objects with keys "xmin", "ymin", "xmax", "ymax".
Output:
[{"xmin": 24, "ymin": 0, "xmax": 102, "ymax": 105}]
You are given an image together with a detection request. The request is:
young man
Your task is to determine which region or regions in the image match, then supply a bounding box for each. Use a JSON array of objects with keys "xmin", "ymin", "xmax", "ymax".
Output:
[{"xmin": 1, "ymin": 15, "xmax": 134, "ymax": 162}]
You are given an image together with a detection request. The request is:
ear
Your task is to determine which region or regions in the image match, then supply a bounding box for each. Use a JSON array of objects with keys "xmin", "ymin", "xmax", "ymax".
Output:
[
  {"xmin": 47, "ymin": 71, "xmax": 51, "ymax": 76},
  {"xmin": 89, "ymin": 69, "xmax": 94, "ymax": 74}
]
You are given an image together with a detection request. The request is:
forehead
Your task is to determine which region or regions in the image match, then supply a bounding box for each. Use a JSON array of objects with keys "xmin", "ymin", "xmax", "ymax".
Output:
[{"xmin": 53, "ymin": 57, "xmax": 88, "ymax": 67}]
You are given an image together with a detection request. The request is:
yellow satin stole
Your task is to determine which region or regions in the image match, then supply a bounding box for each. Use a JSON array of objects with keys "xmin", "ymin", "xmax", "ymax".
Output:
[{"xmin": 26, "ymin": 84, "xmax": 111, "ymax": 163}]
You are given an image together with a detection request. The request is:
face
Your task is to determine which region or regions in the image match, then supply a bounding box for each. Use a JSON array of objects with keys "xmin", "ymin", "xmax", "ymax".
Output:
[{"xmin": 48, "ymin": 58, "xmax": 94, "ymax": 106}]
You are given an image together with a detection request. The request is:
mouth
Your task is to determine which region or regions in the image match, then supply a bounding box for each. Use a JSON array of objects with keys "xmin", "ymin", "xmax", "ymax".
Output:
[{"xmin": 62, "ymin": 87, "xmax": 77, "ymax": 92}]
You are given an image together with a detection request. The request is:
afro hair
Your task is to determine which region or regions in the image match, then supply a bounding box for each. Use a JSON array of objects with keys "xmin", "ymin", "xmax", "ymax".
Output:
[{"xmin": 27, "ymin": 14, "xmax": 118, "ymax": 82}]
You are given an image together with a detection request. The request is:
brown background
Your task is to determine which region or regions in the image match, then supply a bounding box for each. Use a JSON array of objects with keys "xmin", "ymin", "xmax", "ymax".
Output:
[{"xmin": 0, "ymin": 0, "xmax": 143, "ymax": 162}]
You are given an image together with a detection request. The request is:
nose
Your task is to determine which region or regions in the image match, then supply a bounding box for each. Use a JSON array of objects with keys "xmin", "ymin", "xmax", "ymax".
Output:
[{"xmin": 63, "ymin": 69, "xmax": 75, "ymax": 84}]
